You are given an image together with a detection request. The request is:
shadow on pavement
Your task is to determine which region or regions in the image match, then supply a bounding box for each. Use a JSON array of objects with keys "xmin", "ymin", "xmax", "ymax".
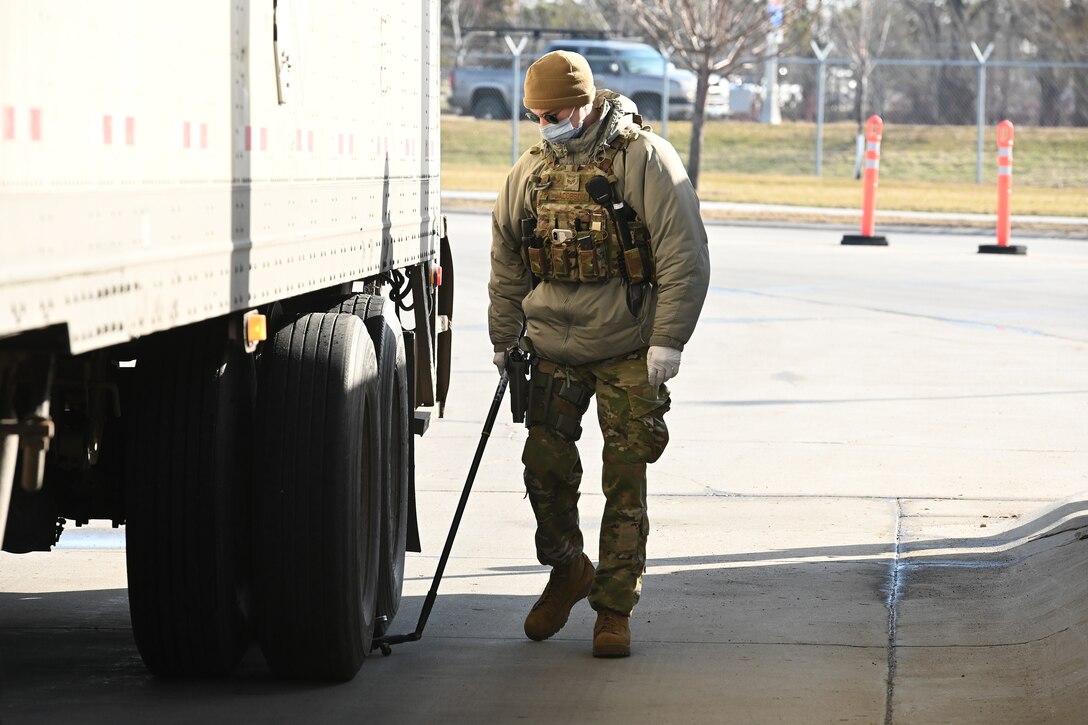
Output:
[{"xmin": 1, "ymin": 498, "xmax": 1086, "ymax": 724}]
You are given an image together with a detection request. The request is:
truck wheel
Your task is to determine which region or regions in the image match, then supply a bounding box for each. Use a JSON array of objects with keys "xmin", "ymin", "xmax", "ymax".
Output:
[
  {"xmin": 332, "ymin": 294, "xmax": 410, "ymax": 636},
  {"xmin": 634, "ymin": 94, "xmax": 662, "ymax": 121},
  {"xmin": 254, "ymin": 312, "xmax": 381, "ymax": 681},
  {"xmin": 125, "ymin": 323, "xmax": 250, "ymax": 677},
  {"xmin": 472, "ymin": 93, "xmax": 509, "ymax": 120},
  {"xmin": 368, "ymin": 305, "xmax": 410, "ymax": 635}
]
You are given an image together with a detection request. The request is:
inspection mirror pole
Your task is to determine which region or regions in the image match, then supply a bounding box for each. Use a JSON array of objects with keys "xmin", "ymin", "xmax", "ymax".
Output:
[{"xmin": 505, "ymin": 34, "xmax": 529, "ymax": 166}]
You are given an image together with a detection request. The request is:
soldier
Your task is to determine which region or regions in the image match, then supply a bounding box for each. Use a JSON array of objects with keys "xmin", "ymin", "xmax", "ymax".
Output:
[{"xmin": 489, "ymin": 50, "xmax": 710, "ymax": 657}]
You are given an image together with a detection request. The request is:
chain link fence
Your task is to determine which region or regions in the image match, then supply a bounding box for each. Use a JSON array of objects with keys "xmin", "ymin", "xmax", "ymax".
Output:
[
  {"xmin": 443, "ymin": 46, "xmax": 1088, "ymax": 188},
  {"xmin": 703, "ymin": 56, "xmax": 1088, "ymax": 187},
  {"xmin": 771, "ymin": 59, "xmax": 1088, "ymax": 127}
]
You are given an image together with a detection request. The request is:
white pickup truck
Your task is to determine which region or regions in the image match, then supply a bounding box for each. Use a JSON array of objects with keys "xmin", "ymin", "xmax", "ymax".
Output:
[{"xmin": 448, "ymin": 38, "xmax": 729, "ymax": 121}]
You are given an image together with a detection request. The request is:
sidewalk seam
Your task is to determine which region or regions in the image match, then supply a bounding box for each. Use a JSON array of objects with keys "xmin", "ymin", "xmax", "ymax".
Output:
[{"xmin": 884, "ymin": 498, "xmax": 904, "ymax": 725}]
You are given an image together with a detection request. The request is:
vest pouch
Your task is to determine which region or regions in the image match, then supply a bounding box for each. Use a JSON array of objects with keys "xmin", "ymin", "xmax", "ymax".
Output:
[
  {"xmin": 624, "ymin": 220, "xmax": 654, "ymax": 283},
  {"xmin": 623, "ymin": 246, "xmax": 652, "ymax": 284},
  {"xmin": 528, "ymin": 245, "xmax": 547, "ymax": 277},
  {"xmin": 550, "ymin": 242, "xmax": 574, "ymax": 280},
  {"xmin": 576, "ymin": 233, "xmax": 601, "ymax": 281}
]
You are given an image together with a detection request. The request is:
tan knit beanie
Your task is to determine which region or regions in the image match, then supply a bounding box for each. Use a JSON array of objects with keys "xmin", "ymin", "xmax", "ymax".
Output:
[{"xmin": 523, "ymin": 51, "xmax": 596, "ymax": 109}]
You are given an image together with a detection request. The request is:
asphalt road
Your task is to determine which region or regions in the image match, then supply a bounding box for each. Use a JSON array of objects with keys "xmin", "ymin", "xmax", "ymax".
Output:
[{"xmin": 2, "ymin": 213, "xmax": 1086, "ymax": 724}]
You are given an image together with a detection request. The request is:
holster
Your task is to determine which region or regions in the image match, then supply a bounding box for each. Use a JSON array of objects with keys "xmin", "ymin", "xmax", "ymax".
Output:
[{"xmin": 506, "ymin": 345, "xmax": 532, "ymax": 424}]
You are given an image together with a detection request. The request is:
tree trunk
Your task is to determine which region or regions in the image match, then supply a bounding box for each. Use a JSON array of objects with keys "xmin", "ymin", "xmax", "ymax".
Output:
[
  {"xmin": 855, "ymin": 60, "xmax": 871, "ymax": 135},
  {"xmin": 687, "ymin": 65, "xmax": 712, "ymax": 190},
  {"xmin": 1037, "ymin": 68, "xmax": 1062, "ymax": 127},
  {"xmin": 1074, "ymin": 70, "xmax": 1088, "ymax": 127}
]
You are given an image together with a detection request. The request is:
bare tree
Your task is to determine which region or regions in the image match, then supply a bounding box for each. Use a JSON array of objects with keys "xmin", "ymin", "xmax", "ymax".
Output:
[
  {"xmin": 444, "ymin": 0, "xmax": 513, "ymax": 65},
  {"xmin": 900, "ymin": 0, "xmax": 1088, "ymax": 126},
  {"xmin": 830, "ymin": 0, "xmax": 893, "ymax": 135},
  {"xmin": 575, "ymin": 0, "xmax": 616, "ymax": 32},
  {"xmin": 1019, "ymin": 0, "xmax": 1088, "ymax": 126},
  {"xmin": 615, "ymin": 0, "xmax": 791, "ymax": 189},
  {"xmin": 1065, "ymin": 1, "xmax": 1088, "ymax": 126},
  {"xmin": 901, "ymin": 0, "xmax": 990, "ymax": 124}
]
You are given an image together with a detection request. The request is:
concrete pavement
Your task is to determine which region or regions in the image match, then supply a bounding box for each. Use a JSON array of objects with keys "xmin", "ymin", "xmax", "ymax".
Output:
[{"xmin": 1, "ymin": 213, "xmax": 1086, "ymax": 723}]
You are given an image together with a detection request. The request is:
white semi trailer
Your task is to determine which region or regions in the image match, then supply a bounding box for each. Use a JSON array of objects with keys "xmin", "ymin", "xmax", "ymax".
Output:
[{"xmin": 0, "ymin": 0, "xmax": 452, "ymax": 681}]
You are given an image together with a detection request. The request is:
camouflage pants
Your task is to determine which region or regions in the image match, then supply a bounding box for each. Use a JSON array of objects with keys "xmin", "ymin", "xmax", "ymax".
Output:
[{"xmin": 522, "ymin": 348, "xmax": 670, "ymax": 615}]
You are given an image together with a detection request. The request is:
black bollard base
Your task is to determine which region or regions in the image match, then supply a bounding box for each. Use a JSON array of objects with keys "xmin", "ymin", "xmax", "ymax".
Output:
[
  {"xmin": 841, "ymin": 234, "xmax": 889, "ymax": 246},
  {"xmin": 978, "ymin": 244, "xmax": 1027, "ymax": 255}
]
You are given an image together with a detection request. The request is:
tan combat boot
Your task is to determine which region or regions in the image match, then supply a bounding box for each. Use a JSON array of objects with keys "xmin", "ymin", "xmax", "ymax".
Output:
[
  {"xmin": 592, "ymin": 609, "xmax": 631, "ymax": 658},
  {"xmin": 524, "ymin": 553, "xmax": 594, "ymax": 641}
]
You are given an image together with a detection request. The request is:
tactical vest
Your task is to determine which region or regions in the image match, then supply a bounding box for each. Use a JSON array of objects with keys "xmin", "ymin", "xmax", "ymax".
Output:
[{"xmin": 525, "ymin": 129, "xmax": 654, "ymax": 285}]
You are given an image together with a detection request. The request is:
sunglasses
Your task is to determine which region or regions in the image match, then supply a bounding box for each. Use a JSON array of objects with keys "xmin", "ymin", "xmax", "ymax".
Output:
[{"xmin": 524, "ymin": 111, "xmax": 562, "ymax": 124}]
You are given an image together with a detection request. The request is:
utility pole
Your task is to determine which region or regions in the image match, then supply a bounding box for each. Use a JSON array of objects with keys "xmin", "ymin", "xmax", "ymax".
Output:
[{"xmin": 761, "ymin": 0, "xmax": 784, "ymax": 125}]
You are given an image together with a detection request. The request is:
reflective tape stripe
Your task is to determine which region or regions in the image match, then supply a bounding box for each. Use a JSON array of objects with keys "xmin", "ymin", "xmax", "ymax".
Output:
[
  {"xmin": 998, "ymin": 166, "xmax": 1012, "ymax": 176},
  {"xmin": 29, "ymin": 109, "xmax": 42, "ymax": 141},
  {"xmin": 866, "ymin": 159, "xmax": 880, "ymax": 169},
  {"xmin": 998, "ymin": 148, "xmax": 1012, "ymax": 157},
  {"xmin": 867, "ymin": 142, "xmax": 880, "ymax": 152}
]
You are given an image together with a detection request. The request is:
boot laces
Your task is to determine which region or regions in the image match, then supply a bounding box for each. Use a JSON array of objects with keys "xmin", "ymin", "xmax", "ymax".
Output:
[
  {"xmin": 531, "ymin": 562, "xmax": 574, "ymax": 612},
  {"xmin": 531, "ymin": 586, "xmax": 555, "ymax": 612},
  {"xmin": 598, "ymin": 610, "xmax": 625, "ymax": 634}
]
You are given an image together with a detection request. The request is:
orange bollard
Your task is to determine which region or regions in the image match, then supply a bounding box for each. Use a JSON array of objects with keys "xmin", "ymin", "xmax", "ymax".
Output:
[
  {"xmin": 842, "ymin": 115, "xmax": 889, "ymax": 246},
  {"xmin": 979, "ymin": 120, "xmax": 1027, "ymax": 255}
]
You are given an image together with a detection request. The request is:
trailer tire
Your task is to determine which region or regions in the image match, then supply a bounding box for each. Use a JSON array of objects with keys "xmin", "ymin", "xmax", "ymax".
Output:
[
  {"xmin": 368, "ymin": 306, "xmax": 410, "ymax": 635},
  {"xmin": 333, "ymin": 294, "xmax": 410, "ymax": 636},
  {"xmin": 125, "ymin": 322, "xmax": 250, "ymax": 677},
  {"xmin": 254, "ymin": 312, "xmax": 381, "ymax": 681}
]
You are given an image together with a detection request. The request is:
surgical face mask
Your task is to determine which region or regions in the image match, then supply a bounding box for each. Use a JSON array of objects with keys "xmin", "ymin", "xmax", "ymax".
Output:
[{"xmin": 540, "ymin": 114, "xmax": 582, "ymax": 143}]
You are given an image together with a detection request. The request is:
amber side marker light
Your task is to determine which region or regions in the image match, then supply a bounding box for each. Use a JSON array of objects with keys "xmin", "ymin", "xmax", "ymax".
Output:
[{"xmin": 244, "ymin": 310, "xmax": 267, "ymax": 353}]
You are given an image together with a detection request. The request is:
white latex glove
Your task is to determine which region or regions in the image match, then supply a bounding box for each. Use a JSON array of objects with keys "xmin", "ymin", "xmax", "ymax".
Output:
[
  {"xmin": 493, "ymin": 351, "xmax": 506, "ymax": 375},
  {"xmin": 646, "ymin": 346, "xmax": 682, "ymax": 389}
]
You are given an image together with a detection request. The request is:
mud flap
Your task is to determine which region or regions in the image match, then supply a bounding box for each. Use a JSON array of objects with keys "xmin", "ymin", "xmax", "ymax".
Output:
[
  {"xmin": 410, "ymin": 265, "xmax": 436, "ymax": 408},
  {"xmin": 436, "ymin": 221, "xmax": 454, "ymax": 417}
]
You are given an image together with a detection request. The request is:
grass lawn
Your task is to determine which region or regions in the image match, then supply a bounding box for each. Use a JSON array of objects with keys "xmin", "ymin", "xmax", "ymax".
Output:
[{"xmin": 442, "ymin": 116, "xmax": 1088, "ymax": 218}]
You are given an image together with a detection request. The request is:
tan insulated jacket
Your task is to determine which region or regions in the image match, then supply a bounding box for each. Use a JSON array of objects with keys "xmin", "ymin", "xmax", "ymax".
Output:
[{"xmin": 489, "ymin": 91, "xmax": 710, "ymax": 366}]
